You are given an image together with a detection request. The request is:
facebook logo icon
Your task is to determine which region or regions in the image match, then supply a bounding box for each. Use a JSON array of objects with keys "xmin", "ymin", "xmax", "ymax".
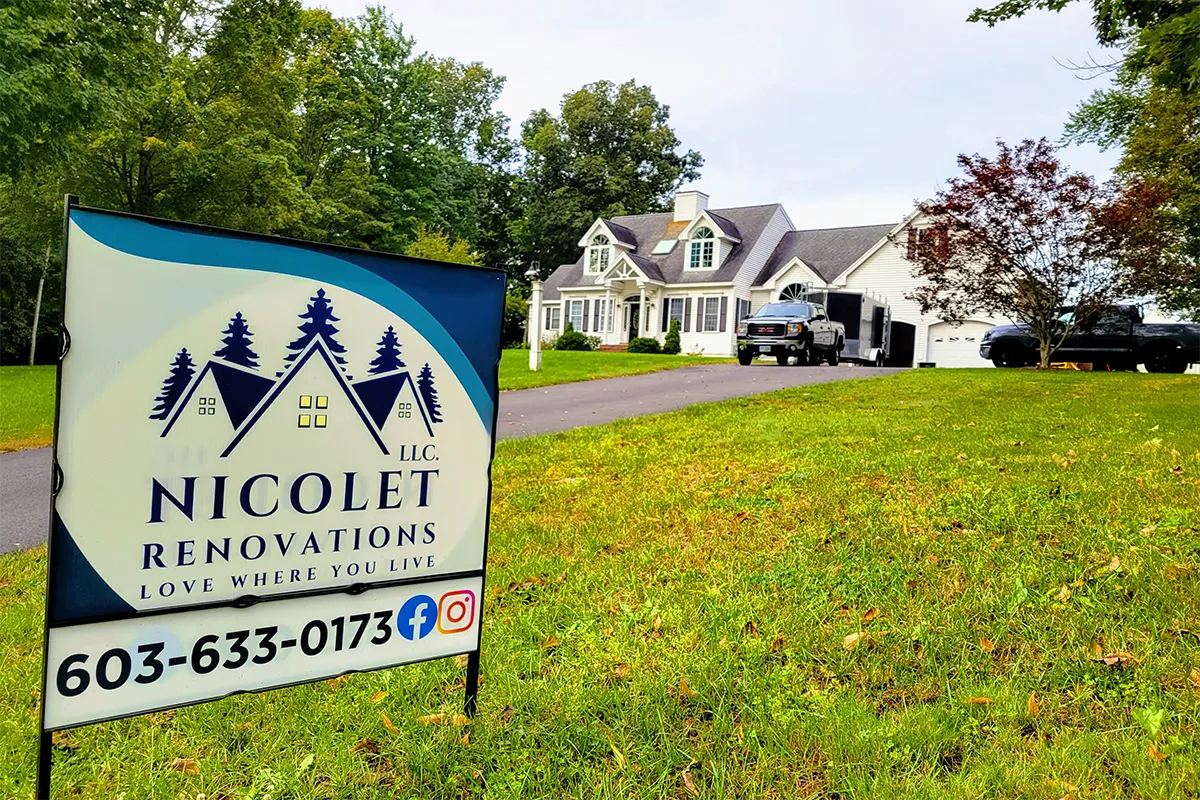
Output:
[{"xmin": 397, "ymin": 594, "xmax": 437, "ymax": 641}]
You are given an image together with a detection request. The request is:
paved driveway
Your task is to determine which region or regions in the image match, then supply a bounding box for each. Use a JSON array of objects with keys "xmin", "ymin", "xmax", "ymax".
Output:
[{"xmin": 0, "ymin": 363, "xmax": 900, "ymax": 554}]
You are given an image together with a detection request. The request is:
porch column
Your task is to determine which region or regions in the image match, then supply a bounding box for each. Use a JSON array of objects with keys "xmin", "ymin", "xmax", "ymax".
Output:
[
  {"xmin": 526, "ymin": 268, "xmax": 543, "ymax": 371},
  {"xmin": 639, "ymin": 283, "xmax": 647, "ymax": 335},
  {"xmin": 604, "ymin": 286, "xmax": 613, "ymax": 337}
]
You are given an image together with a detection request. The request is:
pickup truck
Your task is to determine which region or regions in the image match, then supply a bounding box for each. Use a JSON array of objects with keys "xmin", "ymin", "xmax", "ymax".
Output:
[
  {"xmin": 736, "ymin": 301, "xmax": 845, "ymax": 366},
  {"xmin": 980, "ymin": 304, "xmax": 1200, "ymax": 372}
]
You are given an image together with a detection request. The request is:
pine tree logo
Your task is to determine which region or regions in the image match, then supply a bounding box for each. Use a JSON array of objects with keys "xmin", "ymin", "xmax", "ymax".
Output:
[
  {"xmin": 282, "ymin": 288, "xmax": 350, "ymax": 378},
  {"xmin": 368, "ymin": 326, "xmax": 406, "ymax": 374},
  {"xmin": 213, "ymin": 312, "xmax": 258, "ymax": 369},
  {"xmin": 148, "ymin": 285, "xmax": 446, "ymax": 445},
  {"xmin": 417, "ymin": 363, "xmax": 443, "ymax": 424},
  {"xmin": 149, "ymin": 348, "xmax": 196, "ymax": 420}
]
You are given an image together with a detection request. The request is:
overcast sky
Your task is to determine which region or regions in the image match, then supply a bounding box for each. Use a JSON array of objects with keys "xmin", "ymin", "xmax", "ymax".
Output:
[{"xmin": 312, "ymin": 0, "xmax": 1118, "ymax": 229}]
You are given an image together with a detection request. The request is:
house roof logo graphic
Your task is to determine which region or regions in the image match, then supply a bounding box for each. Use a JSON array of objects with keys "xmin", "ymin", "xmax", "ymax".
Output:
[{"xmin": 149, "ymin": 288, "xmax": 444, "ymax": 457}]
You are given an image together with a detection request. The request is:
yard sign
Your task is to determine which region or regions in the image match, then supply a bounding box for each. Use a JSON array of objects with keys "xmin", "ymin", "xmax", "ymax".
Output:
[{"xmin": 37, "ymin": 200, "xmax": 505, "ymax": 793}]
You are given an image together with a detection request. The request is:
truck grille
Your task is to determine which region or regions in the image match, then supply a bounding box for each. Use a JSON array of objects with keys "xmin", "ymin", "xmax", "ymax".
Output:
[{"xmin": 748, "ymin": 323, "xmax": 785, "ymax": 337}]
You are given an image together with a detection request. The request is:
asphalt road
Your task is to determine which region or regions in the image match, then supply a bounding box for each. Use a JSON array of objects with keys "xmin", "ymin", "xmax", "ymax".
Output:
[{"xmin": 0, "ymin": 363, "xmax": 900, "ymax": 554}]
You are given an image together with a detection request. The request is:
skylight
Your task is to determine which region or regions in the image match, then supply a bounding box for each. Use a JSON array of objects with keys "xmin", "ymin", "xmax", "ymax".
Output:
[{"xmin": 651, "ymin": 239, "xmax": 676, "ymax": 255}]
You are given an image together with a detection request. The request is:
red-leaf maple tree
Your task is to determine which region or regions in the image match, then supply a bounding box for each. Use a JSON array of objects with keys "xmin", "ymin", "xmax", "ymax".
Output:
[{"xmin": 896, "ymin": 138, "xmax": 1179, "ymax": 367}]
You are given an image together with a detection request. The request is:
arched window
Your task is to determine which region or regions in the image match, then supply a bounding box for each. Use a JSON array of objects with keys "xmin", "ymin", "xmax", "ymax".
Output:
[
  {"xmin": 587, "ymin": 234, "xmax": 611, "ymax": 274},
  {"xmin": 779, "ymin": 283, "xmax": 810, "ymax": 302},
  {"xmin": 688, "ymin": 226, "xmax": 715, "ymax": 270}
]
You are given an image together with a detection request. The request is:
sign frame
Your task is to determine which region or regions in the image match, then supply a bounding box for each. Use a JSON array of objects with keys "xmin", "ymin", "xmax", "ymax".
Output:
[{"xmin": 35, "ymin": 197, "xmax": 506, "ymax": 798}]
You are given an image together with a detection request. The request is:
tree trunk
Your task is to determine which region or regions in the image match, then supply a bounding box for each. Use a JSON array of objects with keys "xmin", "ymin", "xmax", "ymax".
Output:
[{"xmin": 1039, "ymin": 340, "xmax": 1052, "ymax": 369}]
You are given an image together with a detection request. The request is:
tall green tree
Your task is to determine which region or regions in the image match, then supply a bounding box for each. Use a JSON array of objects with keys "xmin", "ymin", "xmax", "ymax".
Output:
[{"xmin": 512, "ymin": 80, "xmax": 703, "ymax": 273}]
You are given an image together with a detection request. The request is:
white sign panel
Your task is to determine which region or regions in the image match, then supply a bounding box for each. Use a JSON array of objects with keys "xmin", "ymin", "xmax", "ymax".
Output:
[
  {"xmin": 44, "ymin": 577, "xmax": 482, "ymax": 730},
  {"xmin": 43, "ymin": 206, "xmax": 504, "ymax": 730}
]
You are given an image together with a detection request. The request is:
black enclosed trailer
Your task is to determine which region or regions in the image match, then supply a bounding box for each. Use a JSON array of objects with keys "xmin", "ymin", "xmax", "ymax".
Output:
[{"xmin": 808, "ymin": 290, "xmax": 893, "ymax": 366}]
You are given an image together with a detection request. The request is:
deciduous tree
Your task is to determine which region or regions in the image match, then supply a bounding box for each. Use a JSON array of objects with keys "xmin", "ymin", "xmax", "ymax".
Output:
[
  {"xmin": 513, "ymin": 80, "xmax": 703, "ymax": 273},
  {"xmin": 898, "ymin": 138, "xmax": 1176, "ymax": 367}
]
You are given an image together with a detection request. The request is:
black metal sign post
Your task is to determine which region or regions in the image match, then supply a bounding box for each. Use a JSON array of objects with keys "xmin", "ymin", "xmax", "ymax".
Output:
[{"xmin": 33, "ymin": 198, "xmax": 505, "ymax": 798}]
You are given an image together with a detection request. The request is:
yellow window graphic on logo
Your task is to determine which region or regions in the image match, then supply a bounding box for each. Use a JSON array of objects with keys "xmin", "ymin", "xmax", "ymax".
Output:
[
  {"xmin": 298, "ymin": 396, "xmax": 328, "ymax": 428},
  {"xmin": 198, "ymin": 397, "xmax": 216, "ymax": 416}
]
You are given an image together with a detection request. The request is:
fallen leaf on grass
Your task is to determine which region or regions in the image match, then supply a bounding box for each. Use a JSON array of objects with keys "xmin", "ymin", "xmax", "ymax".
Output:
[
  {"xmin": 325, "ymin": 675, "xmax": 348, "ymax": 689},
  {"xmin": 461, "ymin": 733, "xmax": 470, "ymax": 745},
  {"xmin": 608, "ymin": 663, "xmax": 631, "ymax": 683},
  {"xmin": 418, "ymin": 713, "xmax": 446, "ymax": 726},
  {"xmin": 1092, "ymin": 651, "xmax": 1141, "ymax": 668},
  {"xmin": 770, "ymin": 635, "xmax": 785, "ymax": 653},
  {"xmin": 455, "ymin": 654, "xmax": 470, "ymax": 667},
  {"xmin": 957, "ymin": 453, "xmax": 968, "ymax": 462},
  {"xmin": 542, "ymin": 635, "xmax": 560, "ymax": 649},
  {"xmin": 862, "ymin": 607, "xmax": 880, "ymax": 623},
  {"xmin": 381, "ymin": 712, "xmax": 401, "ymax": 735},
  {"xmin": 744, "ymin": 620, "xmax": 759, "ymax": 637},
  {"xmin": 500, "ymin": 705, "xmax": 515, "ymax": 724},
  {"xmin": 1056, "ymin": 585, "xmax": 1072, "ymax": 602},
  {"xmin": 967, "ymin": 697, "xmax": 994, "ymax": 705},
  {"xmin": 1189, "ymin": 668, "xmax": 1200, "ymax": 688},
  {"xmin": 1108, "ymin": 556, "xmax": 1122, "ymax": 572},
  {"xmin": 450, "ymin": 714, "xmax": 471, "ymax": 727},
  {"xmin": 1149, "ymin": 742, "xmax": 1168, "ymax": 762},
  {"xmin": 682, "ymin": 764, "xmax": 699, "ymax": 796},
  {"xmin": 371, "ymin": 690, "xmax": 388, "ymax": 704},
  {"xmin": 979, "ymin": 638, "xmax": 995, "ymax": 653},
  {"xmin": 1027, "ymin": 691, "xmax": 1040, "ymax": 717},
  {"xmin": 678, "ymin": 677, "xmax": 698, "ymax": 700},
  {"xmin": 843, "ymin": 632, "xmax": 866, "ymax": 651},
  {"xmin": 170, "ymin": 757, "xmax": 199, "ymax": 775},
  {"xmin": 352, "ymin": 738, "xmax": 379, "ymax": 754}
]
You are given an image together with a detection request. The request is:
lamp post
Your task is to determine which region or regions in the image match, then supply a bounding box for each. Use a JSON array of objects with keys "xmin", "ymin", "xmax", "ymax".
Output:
[{"xmin": 526, "ymin": 265, "xmax": 543, "ymax": 372}]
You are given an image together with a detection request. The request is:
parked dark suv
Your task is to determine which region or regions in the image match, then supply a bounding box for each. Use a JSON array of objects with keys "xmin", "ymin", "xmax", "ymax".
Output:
[{"xmin": 736, "ymin": 301, "xmax": 845, "ymax": 366}]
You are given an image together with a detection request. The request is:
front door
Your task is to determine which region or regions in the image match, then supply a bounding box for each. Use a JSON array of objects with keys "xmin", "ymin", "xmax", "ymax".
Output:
[{"xmin": 625, "ymin": 302, "xmax": 640, "ymax": 341}]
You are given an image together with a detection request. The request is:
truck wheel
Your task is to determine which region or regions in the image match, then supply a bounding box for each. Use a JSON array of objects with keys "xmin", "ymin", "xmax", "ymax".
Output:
[
  {"xmin": 990, "ymin": 343, "xmax": 1026, "ymax": 368},
  {"xmin": 738, "ymin": 350, "xmax": 753, "ymax": 366},
  {"xmin": 826, "ymin": 341, "xmax": 841, "ymax": 366},
  {"xmin": 1144, "ymin": 347, "xmax": 1187, "ymax": 374},
  {"xmin": 776, "ymin": 353, "xmax": 790, "ymax": 366}
]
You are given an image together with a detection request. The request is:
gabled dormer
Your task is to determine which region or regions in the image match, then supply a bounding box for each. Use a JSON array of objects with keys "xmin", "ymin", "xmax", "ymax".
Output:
[
  {"xmin": 578, "ymin": 219, "xmax": 638, "ymax": 277},
  {"xmin": 677, "ymin": 210, "xmax": 741, "ymax": 272}
]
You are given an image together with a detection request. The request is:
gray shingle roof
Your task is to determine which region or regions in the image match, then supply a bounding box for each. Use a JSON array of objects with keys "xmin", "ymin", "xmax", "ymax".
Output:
[
  {"xmin": 754, "ymin": 223, "xmax": 894, "ymax": 286},
  {"xmin": 703, "ymin": 210, "xmax": 742, "ymax": 241},
  {"xmin": 543, "ymin": 203, "xmax": 782, "ymax": 298},
  {"xmin": 602, "ymin": 219, "xmax": 638, "ymax": 247}
]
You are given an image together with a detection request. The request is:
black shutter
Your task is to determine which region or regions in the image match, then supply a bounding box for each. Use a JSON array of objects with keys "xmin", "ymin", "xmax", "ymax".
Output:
[
  {"xmin": 684, "ymin": 298, "xmax": 692, "ymax": 332},
  {"xmin": 695, "ymin": 298, "xmax": 704, "ymax": 332},
  {"xmin": 594, "ymin": 299, "xmax": 601, "ymax": 331},
  {"xmin": 662, "ymin": 300, "xmax": 670, "ymax": 332},
  {"xmin": 582, "ymin": 299, "xmax": 590, "ymax": 332},
  {"xmin": 719, "ymin": 296, "xmax": 728, "ymax": 332}
]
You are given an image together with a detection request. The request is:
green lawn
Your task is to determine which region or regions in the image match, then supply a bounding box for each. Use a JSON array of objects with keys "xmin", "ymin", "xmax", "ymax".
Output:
[
  {"xmin": 3, "ymin": 370, "xmax": 1199, "ymax": 798},
  {"xmin": 498, "ymin": 349, "xmax": 729, "ymax": 391},
  {"xmin": 0, "ymin": 366, "xmax": 55, "ymax": 452}
]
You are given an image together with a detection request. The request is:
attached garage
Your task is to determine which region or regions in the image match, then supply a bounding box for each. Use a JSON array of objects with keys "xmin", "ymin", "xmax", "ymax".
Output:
[{"xmin": 926, "ymin": 321, "xmax": 993, "ymax": 368}]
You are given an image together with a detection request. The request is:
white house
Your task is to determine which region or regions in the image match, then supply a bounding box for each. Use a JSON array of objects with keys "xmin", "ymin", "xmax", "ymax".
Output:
[{"xmin": 535, "ymin": 191, "xmax": 999, "ymax": 367}]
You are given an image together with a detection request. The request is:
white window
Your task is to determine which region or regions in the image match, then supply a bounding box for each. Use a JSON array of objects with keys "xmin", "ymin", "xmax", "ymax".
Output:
[
  {"xmin": 701, "ymin": 297, "xmax": 721, "ymax": 332},
  {"xmin": 688, "ymin": 227, "xmax": 715, "ymax": 270},
  {"xmin": 567, "ymin": 299, "xmax": 584, "ymax": 330},
  {"xmin": 667, "ymin": 297, "xmax": 685, "ymax": 328},
  {"xmin": 545, "ymin": 306, "xmax": 561, "ymax": 330},
  {"xmin": 586, "ymin": 235, "xmax": 611, "ymax": 274}
]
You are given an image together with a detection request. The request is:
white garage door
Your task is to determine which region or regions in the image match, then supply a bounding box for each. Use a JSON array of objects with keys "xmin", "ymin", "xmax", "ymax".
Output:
[{"xmin": 926, "ymin": 321, "xmax": 994, "ymax": 368}]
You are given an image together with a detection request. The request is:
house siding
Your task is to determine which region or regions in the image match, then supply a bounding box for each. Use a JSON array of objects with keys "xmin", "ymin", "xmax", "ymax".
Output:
[
  {"xmin": 837, "ymin": 236, "xmax": 998, "ymax": 364},
  {"xmin": 733, "ymin": 206, "xmax": 791, "ymax": 298}
]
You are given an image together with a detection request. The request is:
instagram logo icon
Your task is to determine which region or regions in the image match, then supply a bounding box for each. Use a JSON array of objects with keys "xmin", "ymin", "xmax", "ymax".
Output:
[{"xmin": 437, "ymin": 590, "xmax": 476, "ymax": 634}]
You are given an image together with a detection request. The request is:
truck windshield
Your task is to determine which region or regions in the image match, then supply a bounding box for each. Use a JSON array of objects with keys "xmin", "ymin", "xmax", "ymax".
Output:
[{"xmin": 755, "ymin": 302, "xmax": 812, "ymax": 319}]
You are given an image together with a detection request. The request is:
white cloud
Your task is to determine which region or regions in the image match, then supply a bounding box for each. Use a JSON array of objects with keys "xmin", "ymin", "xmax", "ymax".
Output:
[{"xmin": 309, "ymin": 0, "xmax": 1121, "ymax": 227}]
